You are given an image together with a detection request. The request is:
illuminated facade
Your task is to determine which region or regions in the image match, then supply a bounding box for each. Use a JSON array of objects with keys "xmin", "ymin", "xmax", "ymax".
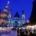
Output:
[
  {"xmin": 0, "ymin": 1, "xmax": 25, "ymax": 27},
  {"xmin": 7, "ymin": 11, "xmax": 25, "ymax": 27}
]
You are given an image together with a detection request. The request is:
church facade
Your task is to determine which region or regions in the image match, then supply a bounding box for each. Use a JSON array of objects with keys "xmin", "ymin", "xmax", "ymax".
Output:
[{"xmin": 0, "ymin": 1, "xmax": 25, "ymax": 27}]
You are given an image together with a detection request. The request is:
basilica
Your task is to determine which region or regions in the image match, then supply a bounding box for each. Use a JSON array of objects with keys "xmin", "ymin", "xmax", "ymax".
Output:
[{"xmin": 0, "ymin": 1, "xmax": 25, "ymax": 27}]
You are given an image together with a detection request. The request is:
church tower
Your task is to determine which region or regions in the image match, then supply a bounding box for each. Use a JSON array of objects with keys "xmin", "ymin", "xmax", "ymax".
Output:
[
  {"xmin": 8, "ymin": 10, "xmax": 12, "ymax": 26},
  {"xmin": 22, "ymin": 10, "xmax": 25, "ymax": 19},
  {"xmin": 30, "ymin": 0, "xmax": 36, "ymax": 24},
  {"xmin": 8, "ymin": 10, "xmax": 12, "ymax": 18}
]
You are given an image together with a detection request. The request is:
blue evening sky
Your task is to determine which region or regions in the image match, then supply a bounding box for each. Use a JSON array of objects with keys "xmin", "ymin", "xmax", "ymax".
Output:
[{"xmin": 0, "ymin": 0, "xmax": 34, "ymax": 22}]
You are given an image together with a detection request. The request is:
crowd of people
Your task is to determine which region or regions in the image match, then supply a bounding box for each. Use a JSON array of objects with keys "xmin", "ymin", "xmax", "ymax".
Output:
[
  {"xmin": 0, "ymin": 27, "xmax": 36, "ymax": 36},
  {"xmin": 17, "ymin": 29, "xmax": 36, "ymax": 36}
]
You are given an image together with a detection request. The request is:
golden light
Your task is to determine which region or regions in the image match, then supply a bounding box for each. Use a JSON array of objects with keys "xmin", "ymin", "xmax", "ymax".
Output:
[
  {"xmin": 0, "ymin": 19, "xmax": 3, "ymax": 24},
  {"xmin": 1, "ymin": 13, "xmax": 7, "ymax": 17}
]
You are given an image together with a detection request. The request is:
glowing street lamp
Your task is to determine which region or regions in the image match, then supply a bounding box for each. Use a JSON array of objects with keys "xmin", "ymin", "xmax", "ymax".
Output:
[{"xmin": 27, "ymin": 20, "xmax": 29, "ymax": 23}]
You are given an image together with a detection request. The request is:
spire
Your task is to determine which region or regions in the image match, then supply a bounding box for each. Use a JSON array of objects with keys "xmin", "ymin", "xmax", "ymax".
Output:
[
  {"xmin": 30, "ymin": 0, "xmax": 36, "ymax": 24},
  {"xmin": 14, "ymin": 12, "xmax": 20, "ymax": 18},
  {"xmin": 22, "ymin": 10, "xmax": 24, "ymax": 14},
  {"xmin": 22, "ymin": 10, "xmax": 25, "ymax": 19},
  {"xmin": 8, "ymin": 10, "xmax": 12, "ymax": 18}
]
